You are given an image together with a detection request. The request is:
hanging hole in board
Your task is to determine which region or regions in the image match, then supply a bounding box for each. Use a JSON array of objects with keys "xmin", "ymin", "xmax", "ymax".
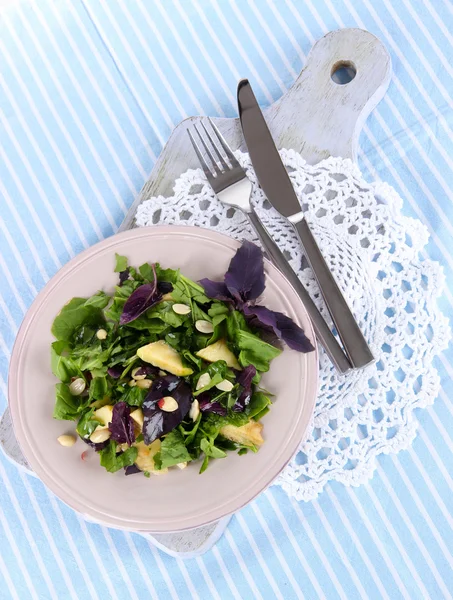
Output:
[{"xmin": 331, "ymin": 61, "xmax": 356, "ymax": 85}]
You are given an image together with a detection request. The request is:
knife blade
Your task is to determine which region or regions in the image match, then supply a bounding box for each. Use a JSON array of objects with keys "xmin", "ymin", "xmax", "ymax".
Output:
[{"xmin": 237, "ymin": 78, "xmax": 374, "ymax": 369}]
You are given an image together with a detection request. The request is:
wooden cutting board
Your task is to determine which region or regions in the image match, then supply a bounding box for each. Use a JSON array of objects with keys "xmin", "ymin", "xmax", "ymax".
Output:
[{"xmin": 2, "ymin": 27, "xmax": 391, "ymax": 557}]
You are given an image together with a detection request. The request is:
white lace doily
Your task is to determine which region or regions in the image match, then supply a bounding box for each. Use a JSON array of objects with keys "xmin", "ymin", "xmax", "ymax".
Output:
[{"xmin": 135, "ymin": 150, "xmax": 450, "ymax": 501}]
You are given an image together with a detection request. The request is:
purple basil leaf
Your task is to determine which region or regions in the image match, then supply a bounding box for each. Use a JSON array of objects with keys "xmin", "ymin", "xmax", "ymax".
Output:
[
  {"xmin": 244, "ymin": 305, "xmax": 314, "ymax": 353},
  {"xmin": 199, "ymin": 279, "xmax": 232, "ymax": 302},
  {"xmin": 224, "ymin": 240, "xmax": 265, "ymax": 303},
  {"xmin": 119, "ymin": 268, "xmax": 130, "ymax": 286},
  {"xmin": 124, "ymin": 464, "xmax": 141, "ymax": 476},
  {"xmin": 107, "ymin": 365, "xmax": 123, "ymax": 379},
  {"xmin": 120, "ymin": 266, "xmax": 162, "ymax": 324},
  {"xmin": 233, "ymin": 365, "xmax": 256, "ymax": 412},
  {"xmin": 236, "ymin": 364, "xmax": 256, "ymax": 388},
  {"xmin": 157, "ymin": 281, "xmax": 173, "ymax": 294},
  {"xmin": 134, "ymin": 365, "xmax": 160, "ymax": 378},
  {"xmin": 198, "ymin": 393, "xmax": 227, "ymax": 416},
  {"xmin": 142, "ymin": 376, "xmax": 192, "ymax": 445},
  {"xmin": 109, "ymin": 402, "xmax": 135, "ymax": 446}
]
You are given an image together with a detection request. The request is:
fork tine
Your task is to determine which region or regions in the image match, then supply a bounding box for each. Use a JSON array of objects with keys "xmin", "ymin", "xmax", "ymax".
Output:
[
  {"xmin": 200, "ymin": 121, "xmax": 229, "ymax": 171},
  {"xmin": 188, "ymin": 129, "xmax": 214, "ymax": 182},
  {"xmin": 194, "ymin": 124, "xmax": 222, "ymax": 176},
  {"xmin": 208, "ymin": 117, "xmax": 240, "ymax": 168}
]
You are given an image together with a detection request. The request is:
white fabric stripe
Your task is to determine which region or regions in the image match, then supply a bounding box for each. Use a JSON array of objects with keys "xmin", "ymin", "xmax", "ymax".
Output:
[
  {"xmin": 46, "ymin": 1, "xmax": 148, "ymax": 180},
  {"xmin": 407, "ymin": 447, "xmax": 453, "ymax": 532},
  {"xmin": 14, "ymin": 9, "xmax": 128, "ymax": 216},
  {"xmin": 344, "ymin": 489, "xmax": 412, "ymax": 600},
  {"xmin": 425, "ymin": 396, "xmax": 453, "ymax": 456},
  {"xmin": 0, "ymin": 48, "xmax": 112, "ymax": 238},
  {"xmin": 0, "ymin": 462, "xmax": 58, "ymax": 600},
  {"xmin": 135, "ymin": 0, "xmax": 225, "ymax": 117},
  {"xmin": 205, "ymin": 0, "xmax": 276, "ymax": 103},
  {"xmin": 164, "ymin": 0, "xmax": 237, "ymax": 110},
  {"xmin": 190, "ymin": 1, "xmax": 241, "ymax": 81},
  {"xmin": 399, "ymin": 0, "xmax": 453, "ymax": 78},
  {"xmin": 0, "ymin": 373, "xmax": 7, "ymax": 397},
  {"xmin": 311, "ymin": 499, "xmax": 368, "ymax": 599},
  {"xmin": 0, "ymin": 218, "xmax": 38, "ymax": 297},
  {"xmin": 247, "ymin": 0, "xmax": 299, "ymax": 79},
  {"xmin": 377, "ymin": 468, "xmax": 452, "ymax": 598},
  {"xmin": 418, "ymin": 417, "xmax": 453, "ymax": 491},
  {"xmin": 235, "ymin": 512, "xmax": 285, "ymax": 600},
  {"xmin": 266, "ymin": 493, "xmax": 325, "ymax": 600},
  {"xmin": 111, "ymin": 1, "xmax": 193, "ymax": 119},
  {"xmin": 175, "ymin": 559, "xmax": 201, "ymax": 600},
  {"xmin": 250, "ymin": 504, "xmax": 305, "ymax": 599},
  {"xmin": 18, "ymin": 473, "xmax": 79, "ymax": 600},
  {"xmin": 348, "ymin": 0, "xmax": 453, "ymax": 139},
  {"xmin": 363, "ymin": 485, "xmax": 431, "ymax": 597},
  {"xmin": 0, "ymin": 293, "xmax": 21, "ymax": 336},
  {"xmin": 0, "ymin": 167, "xmax": 61, "ymax": 274},
  {"xmin": 195, "ymin": 556, "xmax": 223, "ymax": 600},
  {"xmin": 32, "ymin": 3, "xmax": 141, "ymax": 196},
  {"xmin": 65, "ymin": 0, "xmax": 157, "ymax": 162},
  {"xmin": 0, "ymin": 333, "xmax": 12, "ymax": 366},
  {"xmin": 424, "ymin": 0, "xmax": 453, "ymax": 46},
  {"xmin": 378, "ymin": 0, "xmax": 453, "ymax": 111},
  {"xmin": 101, "ymin": 528, "xmax": 140, "ymax": 600},
  {"xmin": 228, "ymin": 0, "xmax": 289, "ymax": 91},
  {"xmin": 0, "ymin": 547, "xmax": 20, "ymax": 600},
  {"xmin": 0, "ymin": 100, "xmax": 80, "ymax": 255},
  {"xmin": 46, "ymin": 494, "xmax": 100, "ymax": 600},
  {"xmin": 325, "ymin": 488, "xmax": 391, "ymax": 600},
  {"xmin": 212, "ymin": 546, "xmax": 243, "ymax": 600},
  {"xmin": 123, "ymin": 534, "xmax": 158, "ymax": 600},
  {"xmin": 263, "ymin": 0, "xmax": 306, "ymax": 63},
  {"xmin": 389, "ymin": 456, "xmax": 453, "ymax": 568},
  {"xmin": 323, "ymin": 0, "xmax": 453, "ymax": 180},
  {"xmin": 84, "ymin": 0, "xmax": 174, "ymax": 139},
  {"xmin": 290, "ymin": 499, "xmax": 349, "ymax": 600},
  {"xmin": 0, "ymin": 254, "xmax": 29, "ymax": 314},
  {"xmin": 147, "ymin": 542, "xmax": 180, "ymax": 600},
  {"xmin": 223, "ymin": 529, "xmax": 264, "ymax": 600},
  {"xmin": 76, "ymin": 516, "xmax": 120, "ymax": 600}
]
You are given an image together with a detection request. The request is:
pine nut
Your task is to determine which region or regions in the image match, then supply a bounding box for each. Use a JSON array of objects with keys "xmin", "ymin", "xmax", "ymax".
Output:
[{"xmin": 57, "ymin": 434, "xmax": 76, "ymax": 447}]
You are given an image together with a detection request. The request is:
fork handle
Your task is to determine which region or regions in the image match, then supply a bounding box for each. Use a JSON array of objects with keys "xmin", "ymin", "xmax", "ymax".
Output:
[{"xmin": 247, "ymin": 210, "xmax": 352, "ymax": 373}]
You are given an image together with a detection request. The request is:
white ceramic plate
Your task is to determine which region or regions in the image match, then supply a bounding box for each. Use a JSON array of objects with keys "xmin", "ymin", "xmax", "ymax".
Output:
[{"xmin": 9, "ymin": 226, "xmax": 318, "ymax": 532}]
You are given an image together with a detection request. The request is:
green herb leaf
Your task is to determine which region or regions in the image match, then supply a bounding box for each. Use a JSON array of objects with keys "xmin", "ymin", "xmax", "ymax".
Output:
[
  {"xmin": 114, "ymin": 254, "xmax": 128, "ymax": 273},
  {"xmin": 99, "ymin": 441, "xmax": 138, "ymax": 473},
  {"xmin": 159, "ymin": 431, "xmax": 192, "ymax": 469},
  {"xmin": 89, "ymin": 376, "xmax": 109, "ymax": 402},
  {"xmin": 50, "ymin": 341, "xmax": 80, "ymax": 383},
  {"xmin": 76, "ymin": 409, "xmax": 99, "ymax": 439},
  {"xmin": 84, "ymin": 291, "xmax": 111, "ymax": 309},
  {"xmin": 51, "ymin": 298, "xmax": 105, "ymax": 342},
  {"xmin": 53, "ymin": 383, "xmax": 89, "ymax": 420}
]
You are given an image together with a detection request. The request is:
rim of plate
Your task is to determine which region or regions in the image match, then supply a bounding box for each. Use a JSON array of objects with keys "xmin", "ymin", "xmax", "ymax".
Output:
[{"xmin": 8, "ymin": 226, "xmax": 318, "ymax": 531}]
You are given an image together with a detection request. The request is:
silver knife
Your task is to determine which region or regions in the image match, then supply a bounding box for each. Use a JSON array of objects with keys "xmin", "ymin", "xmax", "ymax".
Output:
[{"xmin": 237, "ymin": 79, "xmax": 374, "ymax": 369}]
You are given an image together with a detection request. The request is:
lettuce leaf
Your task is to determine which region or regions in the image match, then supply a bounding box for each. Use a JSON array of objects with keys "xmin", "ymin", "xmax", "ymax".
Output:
[
  {"xmin": 159, "ymin": 430, "xmax": 192, "ymax": 469},
  {"xmin": 99, "ymin": 441, "xmax": 138, "ymax": 473}
]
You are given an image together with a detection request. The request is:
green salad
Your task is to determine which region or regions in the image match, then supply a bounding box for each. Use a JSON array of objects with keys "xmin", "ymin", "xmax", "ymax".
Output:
[{"xmin": 51, "ymin": 241, "xmax": 314, "ymax": 476}]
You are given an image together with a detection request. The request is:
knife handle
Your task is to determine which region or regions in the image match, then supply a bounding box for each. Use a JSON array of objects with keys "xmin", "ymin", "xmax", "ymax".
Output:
[
  {"xmin": 247, "ymin": 210, "xmax": 352, "ymax": 373},
  {"xmin": 292, "ymin": 219, "xmax": 374, "ymax": 369}
]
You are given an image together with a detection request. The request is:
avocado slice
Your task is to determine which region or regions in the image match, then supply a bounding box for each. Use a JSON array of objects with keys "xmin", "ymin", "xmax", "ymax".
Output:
[
  {"xmin": 196, "ymin": 339, "xmax": 241, "ymax": 370},
  {"xmin": 137, "ymin": 340, "xmax": 193, "ymax": 377},
  {"xmin": 220, "ymin": 420, "xmax": 264, "ymax": 447}
]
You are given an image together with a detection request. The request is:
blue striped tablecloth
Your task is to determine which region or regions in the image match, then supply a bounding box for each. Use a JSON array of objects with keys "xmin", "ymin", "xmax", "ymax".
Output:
[{"xmin": 1, "ymin": 1, "xmax": 453, "ymax": 598}]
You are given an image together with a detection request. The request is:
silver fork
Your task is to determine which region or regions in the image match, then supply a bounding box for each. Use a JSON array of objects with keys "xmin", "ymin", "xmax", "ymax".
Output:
[{"xmin": 188, "ymin": 118, "xmax": 351, "ymax": 373}]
